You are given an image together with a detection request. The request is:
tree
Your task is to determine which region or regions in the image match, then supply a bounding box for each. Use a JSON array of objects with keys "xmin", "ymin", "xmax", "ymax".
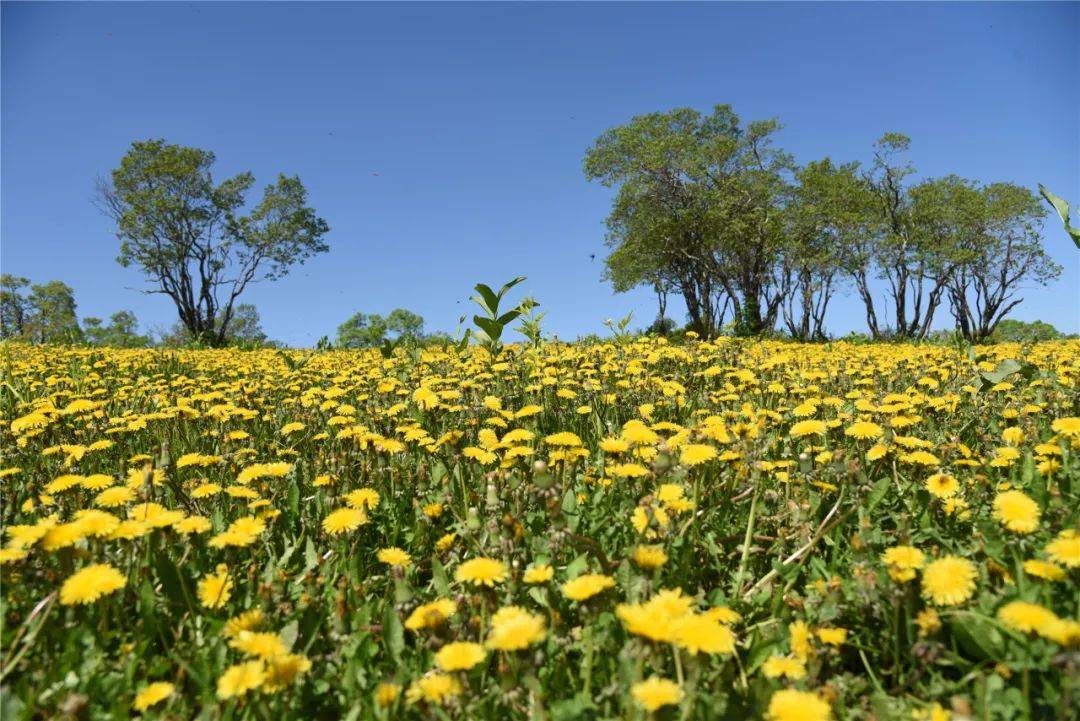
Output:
[
  {"xmin": 336, "ymin": 308, "xmax": 425, "ymax": 348},
  {"xmin": 97, "ymin": 139, "xmax": 329, "ymax": 347},
  {"xmin": 24, "ymin": 281, "xmax": 82, "ymax": 343},
  {"xmin": 584, "ymin": 105, "xmax": 794, "ymax": 337},
  {"xmin": 385, "ymin": 308, "xmax": 424, "ymax": 340},
  {"xmin": 1, "ymin": 274, "xmax": 31, "ymax": 339},
  {"xmin": 990, "ymin": 318, "xmax": 1063, "ymax": 343},
  {"xmin": 847, "ymin": 135, "xmax": 972, "ymax": 340},
  {"xmin": 781, "ymin": 159, "xmax": 871, "ymax": 341},
  {"xmin": 156, "ymin": 303, "xmax": 272, "ymax": 347},
  {"xmin": 83, "ymin": 310, "xmax": 151, "ymax": 348},
  {"xmin": 222, "ymin": 303, "xmax": 269, "ymax": 346},
  {"xmin": 946, "ymin": 183, "xmax": 1060, "ymax": 342}
]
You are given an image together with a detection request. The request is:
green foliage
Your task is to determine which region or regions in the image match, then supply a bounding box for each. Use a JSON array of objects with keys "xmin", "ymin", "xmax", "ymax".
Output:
[
  {"xmin": 97, "ymin": 139, "xmax": 329, "ymax": 347},
  {"xmin": 336, "ymin": 308, "xmax": 425, "ymax": 349},
  {"xmin": 783, "ymin": 159, "xmax": 871, "ymax": 340},
  {"xmin": 989, "ymin": 318, "xmax": 1063, "ymax": 343},
  {"xmin": 470, "ymin": 276, "xmax": 530, "ymax": 356},
  {"xmin": 584, "ymin": 105, "xmax": 794, "ymax": 337},
  {"xmin": 602, "ymin": 311, "xmax": 635, "ymax": 344},
  {"xmin": 1, "ymin": 278, "xmax": 83, "ymax": 344},
  {"xmin": 944, "ymin": 181, "xmax": 1059, "ymax": 341},
  {"xmin": 0, "ymin": 274, "xmax": 31, "ymax": 339},
  {"xmin": 82, "ymin": 311, "xmax": 151, "ymax": 348},
  {"xmin": 514, "ymin": 297, "xmax": 546, "ymax": 348},
  {"xmin": 1038, "ymin": 184, "xmax": 1080, "ymax": 249},
  {"xmin": 585, "ymin": 108, "xmax": 1064, "ymax": 342},
  {"xmin": 158, "ymin": 304, "xmax": 275, "ymax": 348}
]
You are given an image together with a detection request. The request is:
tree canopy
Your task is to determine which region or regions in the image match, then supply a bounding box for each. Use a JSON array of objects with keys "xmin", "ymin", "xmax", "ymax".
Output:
[
  {"xmin": 0, "ymin": 276, "xmax": 82, "ymax": 344},
  {"xmin": 585, "ymin": 106, "xmax": 1060, "ymax": 341},
  {"xmin": 97, "ymin": 139, "xmax": 329, "ymax": 347},
  {"xmin": 336, "ymin": 308, "xmax": 425, "ymax": 348},
  {"xmin": 82, "ymin": 310, "xmax": 151, "ymax": 348}
]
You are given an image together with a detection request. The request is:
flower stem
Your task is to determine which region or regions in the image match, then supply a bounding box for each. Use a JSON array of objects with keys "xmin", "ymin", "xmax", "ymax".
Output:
[{"xmin": 733, "ymin": 481, "xmax": 761, "ymax": 596}]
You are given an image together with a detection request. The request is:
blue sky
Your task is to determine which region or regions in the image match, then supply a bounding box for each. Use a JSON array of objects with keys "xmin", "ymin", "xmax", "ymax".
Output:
[{"xmin": 3, "ymin": 2, "xmax": 1078, "ymax": 345}]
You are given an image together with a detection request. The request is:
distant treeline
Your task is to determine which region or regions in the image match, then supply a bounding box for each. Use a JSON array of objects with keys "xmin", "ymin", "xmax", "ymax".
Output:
[{"xmin": 0, "ymin": 273, "xmax": 1069, "ymax": 350}]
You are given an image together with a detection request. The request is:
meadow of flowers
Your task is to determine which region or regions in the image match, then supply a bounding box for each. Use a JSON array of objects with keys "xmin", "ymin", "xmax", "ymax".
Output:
[{"xmin": 0, "ymin": 338, "xmax": 1077, "ymax": 720}]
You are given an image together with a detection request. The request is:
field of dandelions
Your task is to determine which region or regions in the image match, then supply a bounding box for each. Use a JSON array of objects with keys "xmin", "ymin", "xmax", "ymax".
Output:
[{"xmin": 0, "ymin": 338, "xmax": 1077, "ymax": 721}]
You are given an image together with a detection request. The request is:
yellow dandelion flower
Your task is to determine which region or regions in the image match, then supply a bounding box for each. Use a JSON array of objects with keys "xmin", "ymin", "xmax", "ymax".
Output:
[
  {"xmin": 322, "ymin": 507, "xmax": 368, "ymax": 535},
  {"xmin": 132, "ymin": 682, "xmax": 174, "ymax": 711},
  {"xmin": 377, "ymin": 546, "xmax": 412, "ymax": 567},
  {"xmin": 216, "ymin": 660, "xmax": 265, "ymax": 700},
  {"xmin": 60, "ymin": 563, "xmax": 126, "ymax": 606},
  {"xmin": 1023, "ymin": 559, "xmax": 1066, "ymax": 581},
  {"xmin": 921, "ymin": 556, "xmax": 977, "ymax": 606},
  {"xmin": 561, "ymin": 573, "xmax": 615, "ymax": 601},
  {"xmin": 1046, "ymin": 529, "xmax": 1080, "ymax": 568},
  {"xmin": 485, "ymin": 606, "xmax": 546, "ymax": 650},
  {"xmin": 680, "ymin": 443, "xmax": 716, "ymax": 466},
  {"xmin": 523, "ymin": 564, "xmax": 554, "ymax": 584},
  {"xmin": 434, "ymin": 641, "xmax": 486, "ymax": 671},
  {"xmin": 405, "ymin": 673, "xmax": 461, "ymax": 705},
  {"xmin": 455, "ymin": 557, "xmax": 508, "ymax": 587},
  {"xmin": 197, "ymin": 564, "xmax": 233, "ymax": 609},
  {"xmin": 790, "ymin": 420, "xmax": 827, "ymax": 438},
  {"xmin": 992, "ymin": 490, "xmax": 1040, "ymax": 534},
  {"xmin": 766, "ymin": 688, "xmax": 832, "ymax": 721},
  {"xmin": 631, "ymin": 676, "xmax": 682, "ymax": 712}
]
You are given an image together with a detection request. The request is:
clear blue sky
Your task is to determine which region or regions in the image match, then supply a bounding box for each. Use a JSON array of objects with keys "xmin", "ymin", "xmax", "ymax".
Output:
[{"xmin": 3, "ymin": 2, "xmax": 1078, "ymax": 345}]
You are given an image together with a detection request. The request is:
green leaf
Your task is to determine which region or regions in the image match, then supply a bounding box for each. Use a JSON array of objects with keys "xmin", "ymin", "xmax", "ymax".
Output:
[
  {"xmin": 565, "ymin": 553, "xmax": 588, "ymax": 579},
  {"xmin": 304, "ymin": 536, "xmax": 318, "ymax": 573},
  {"xmin": 431, "ymin": 557, "xmax": 450, "ymax": 596},
  {"xmin": 1039, "ymin": 184, "xmax": 1080, "ymax": 249},
  {"xmin": 950, "ymin": 612, "xmax": 1005, "ymax": 661},
  {"xmin": 1039, "ymin": 184, "xmax": 1071, "ymax": 226},
  {"xmin": 287, "ymin": 477, "xmax": 300, "ymax": 519},
  {"xmin": 154, "ymin": 555, "xmax": 187, "ymax": 608},
  {"xmin": 473, "ymin": 316, "xmax": 503, "ymax": 341},
  {"xmin": 138, "ymin": 580, "xmax": 160, "ymax": 637},
  {"xmin": 382, "ymin": 604, "xmax": 404, "ymax": 663},
  {"xmin": 496, "ymin": 309, "xmax": 522, "ymax": 327},
  {"xmin": 473, "ymin": 284, "xmax": 500, "ymax": 316},
  {"xmin": 454, "ymin": 328, "xmax": 471, "ymax": 354},
  {"xmin": 0, "ymin": 688, "xmax": 26, "ymax": 721},
  {"xmin": 985, "ymin": 358, "xmax": 1022, "ymax": 381},
  {"xmin": 550, "ymin": 694, "xmax": 594, "ymax": 721},
  {"xmin": 561, "ymin": 488, "xmax": 580, "ymax": 532},
  {"xmin": 496, "ymin": 275, "xmax": 527, "ymax": 301},
  {"xmin": 280, "ymin": 619, "xmax": 299, "ymax": 650},
  {"xmin": 865, "ymin": 476, "xmax": 892, "ymax": 513},
  {"xmin": 528, "ymin": 587, "xmax": 549, "ymax": 608}
]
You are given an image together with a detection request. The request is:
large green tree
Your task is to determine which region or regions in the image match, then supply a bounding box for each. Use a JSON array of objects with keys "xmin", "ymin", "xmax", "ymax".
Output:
[
  {"xmin": 946, "ymin": 183, "xmax": 1059, "ymax": 342},
  {"xmin": 848, "ymin": 135, "xmax": 976, "ymax": 340},
  {"xmin": 0, "ymin": 274, "xmax": 31, "ymax": 339},
  {"xmin": 26, "ymin": 280, "xmax": 82, "ymax": 343},
  {"xmin": 97, "ymin": 139, "xmax": 329, "ymax": 347},
  {"xmin": 584, "ymin": 105, "xmax": 794, "ymax": 336},
  {"xmin": 781, "ymin": 159, "xmax": 871, "ymax": 341}
]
